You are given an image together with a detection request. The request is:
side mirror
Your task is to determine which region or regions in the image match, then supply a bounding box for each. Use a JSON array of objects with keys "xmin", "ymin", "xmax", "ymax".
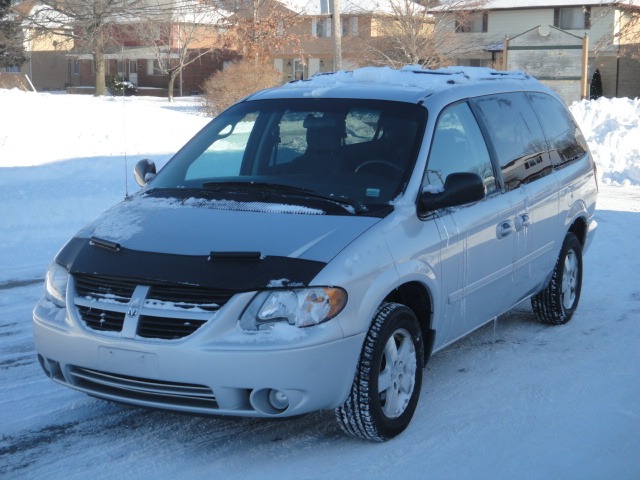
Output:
[
  {"xmin": 134, "ymin": 159, "xmax": 156, "ymax": 186},
  {"xmin": 419, "ymin": 172, "xmax": 485, "ymax": 213}
]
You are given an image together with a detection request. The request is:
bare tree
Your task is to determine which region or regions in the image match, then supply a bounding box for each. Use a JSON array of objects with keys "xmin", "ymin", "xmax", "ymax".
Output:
[
  {"xmin": 220, "ymin": 0, "xmax": 302, "ymax": 64},
  {"xmin": 19, "ymin": 0, "xmax": 163, "ymax": 96},
  {"xmin": 199, "ymin": 0, "xmax": 301, "ymax": 112},
  {"xmin": 589, "ymin": 3, "xmax": 640, "ymax": 59},
  {"xmin": 133, "ymin": 0, "xmax": 233, "ymax": 101},
  {"xmin": 345, "ymin": 0, "xmax": 491, "ymax": 69},
  {"xmin": 0, "ymin": 0, "xmax": 27, "ymax": 69},
  {"xmin": 615, "ymin": 5, "xmax": 640, "ymax": 59}
]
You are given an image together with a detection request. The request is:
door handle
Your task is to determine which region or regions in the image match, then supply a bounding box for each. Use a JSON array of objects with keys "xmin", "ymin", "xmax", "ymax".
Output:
[{"xmin": 497, "ymin": 221, "xmax": 513, "ymax": 238}]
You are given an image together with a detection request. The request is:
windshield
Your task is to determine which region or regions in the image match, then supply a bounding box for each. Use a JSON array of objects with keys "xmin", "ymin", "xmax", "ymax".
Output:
[{"xmin": 150, "ymin": 98, "xmax": 427, "ymax": 214}]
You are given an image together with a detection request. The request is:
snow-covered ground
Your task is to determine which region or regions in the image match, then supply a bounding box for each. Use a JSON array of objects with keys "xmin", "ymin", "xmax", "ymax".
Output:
[{"xmin": 1, "ymin": 90, "xmax": 639, "ymax": 479}]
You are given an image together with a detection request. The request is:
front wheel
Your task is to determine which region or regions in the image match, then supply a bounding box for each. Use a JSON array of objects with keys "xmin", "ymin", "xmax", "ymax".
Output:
[
  {"xmin": 532, "ymin": 233, "xmax": 583, "ymax": 325},
  {"xmin": 335, "ymin": 302, "xmax": 424, "ymax": 441}
]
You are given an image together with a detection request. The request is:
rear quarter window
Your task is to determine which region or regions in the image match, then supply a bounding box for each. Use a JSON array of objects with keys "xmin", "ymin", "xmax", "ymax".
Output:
[
  {"xmin": 472, "ymin": 92, "xmax": 552, "ymax": 190},
  {"xmin": 525, "ymin": 92, "xmax": 588, "ymax": 168}
]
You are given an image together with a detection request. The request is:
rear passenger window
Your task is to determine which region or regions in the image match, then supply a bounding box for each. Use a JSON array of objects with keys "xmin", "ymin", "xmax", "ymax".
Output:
[
  {"xmin": 344, "ymin": 109, "xmax": 379, "ymax": 145},
  {"xmin": 425, "ymin": 102, "xmax": 496, "ymax": 193},
  {"xmin": 472, "ymin": 92, "xmax": 552, "ymax": 190},
  {"xmin": 526, "ymin": 92, "xmax": 588, "ymax": 167}
]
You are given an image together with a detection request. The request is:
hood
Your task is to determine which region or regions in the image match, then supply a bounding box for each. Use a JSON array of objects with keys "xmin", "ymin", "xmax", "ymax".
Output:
[
  {"xmin": 80, "ymin": 195, "xmax": 380, "ymax": 263},
  {"xmin": 57, "ymin": 195, "xmax": 381, "ymax": 291}
]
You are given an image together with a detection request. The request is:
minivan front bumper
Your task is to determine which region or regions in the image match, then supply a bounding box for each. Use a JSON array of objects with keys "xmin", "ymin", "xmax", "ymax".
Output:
[{"xmin": 33, "ymin": 298, "xmax": 364, "ymax": 417}]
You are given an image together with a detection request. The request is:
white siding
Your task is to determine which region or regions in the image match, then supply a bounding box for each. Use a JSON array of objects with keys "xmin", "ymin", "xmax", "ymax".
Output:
[
  {"xmin": 490, "ymin": 10, "xmax": 553, "ymax": 37},
  {"xmin": 584, "ymin": 8, "xmax": 616, "ymax": 50},
  {"xmin": 447, "ymin": 7, "xmax": 619, "ymax": 54}
]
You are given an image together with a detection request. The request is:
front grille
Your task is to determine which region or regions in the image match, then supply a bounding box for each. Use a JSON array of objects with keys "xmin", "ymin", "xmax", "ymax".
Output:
[
  {"xmin": 137, "ymin": 315, "xmax": 207, "ymax": 340},
  {"xmin": 67, "ymin": 366, "xmax": 218, "ymax": 410},
  {"xmin": 72, "ymin": 274, "xmax": 233, "ymax": 340},
  {"xmin": 147, "ymin": 285, "xmax": 233, "ymax": 312},
  {"xmin": 74, "ymin": 274, "xmax": 136, "ymax": 303},
  {"xmin": 78, "ymin": 306, "xmax": 125, "ymax": 332}
]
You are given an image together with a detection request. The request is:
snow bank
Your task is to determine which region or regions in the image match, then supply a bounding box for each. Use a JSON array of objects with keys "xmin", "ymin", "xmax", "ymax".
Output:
[
  {"xmin": 569, "ymin": 97, "xmax": 640, "ymax": 186},
  {"xmin": 0, "ymin": 89, "xmax": 209, "ymax": 168}
]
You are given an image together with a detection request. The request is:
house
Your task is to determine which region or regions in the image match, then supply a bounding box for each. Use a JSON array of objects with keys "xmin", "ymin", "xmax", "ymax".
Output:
[
  {"xmin": 10, "ymin": 0, "xmax": 236, "ymax": 96},
  {"xmin": 278, "ymin": 0, "xmax": 639, "ymax": 99},
  {"xmin": 9, "ymin": 1, "xmax": 74, "ymax": 92},
  {"xmin": 67, "ymin": 0, "xmax": 235, "ymax": 96},
  {"xmin": 443, "ymin": 0, "xmax": 640, "ymax": 98},
  {"xmin": 10, "ymin": 0, "xmax": 637, "ymax": 99},
  {"xmin": 274, "ymin": 0, "xmax": 433, "ymax": 81}
]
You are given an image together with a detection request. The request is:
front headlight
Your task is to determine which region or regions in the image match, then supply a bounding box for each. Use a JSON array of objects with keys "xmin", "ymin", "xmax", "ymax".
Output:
[
  {"xmin": 240, "ymin": 287, "xmax": 347, "ymax": 331},
  {"xmin": 45, "ymin": 262, "xmax": 69, "ymax": 308}
]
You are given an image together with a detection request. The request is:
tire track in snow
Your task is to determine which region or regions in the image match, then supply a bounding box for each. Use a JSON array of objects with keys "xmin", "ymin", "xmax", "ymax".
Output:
[{"xmin": 0, "ymin": 279, "xmax": 43, "ymax": 290}]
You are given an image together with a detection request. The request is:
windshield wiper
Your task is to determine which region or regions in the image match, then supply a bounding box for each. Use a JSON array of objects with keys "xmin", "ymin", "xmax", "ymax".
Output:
[{"xmin": 202, "ymin": 181, "xmax": 366, "ymax": 214}]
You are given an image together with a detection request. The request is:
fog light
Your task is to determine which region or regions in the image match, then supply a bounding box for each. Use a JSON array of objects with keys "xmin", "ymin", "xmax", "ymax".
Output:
[{"xmin": 268, "ymin": 389, "xmax": 289, "ymax": 411}]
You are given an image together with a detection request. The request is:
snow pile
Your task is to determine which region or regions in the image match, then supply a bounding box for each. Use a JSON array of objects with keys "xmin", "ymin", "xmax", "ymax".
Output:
[{"xmin": 569, "ymin": 97, "xmax": 640, "ymax": 186}]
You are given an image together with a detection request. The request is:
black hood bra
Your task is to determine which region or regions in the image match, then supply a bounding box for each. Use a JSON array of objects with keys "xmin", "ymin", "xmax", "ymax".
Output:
[{"xmin": 57, "ymin": 237, "xmax": 326, "ymax": 292}]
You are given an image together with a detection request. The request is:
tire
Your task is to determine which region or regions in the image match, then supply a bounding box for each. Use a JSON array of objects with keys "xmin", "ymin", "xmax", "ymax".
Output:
[
  {"xmin": 335, "ymin": 302, "xmax": 424, "ymax": 441},
  {"xmin": 531, "ymin": 233, "xmax": 583, "ymax": 325}
]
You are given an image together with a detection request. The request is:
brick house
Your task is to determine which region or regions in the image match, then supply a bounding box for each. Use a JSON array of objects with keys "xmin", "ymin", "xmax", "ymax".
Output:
[
  {"xmin": 68, "ymin": 1, "xmax": 236, "ymax": 96},
  {"xmin": 274, "ymin": 0, "xmax": 431, "ymax": 81}
]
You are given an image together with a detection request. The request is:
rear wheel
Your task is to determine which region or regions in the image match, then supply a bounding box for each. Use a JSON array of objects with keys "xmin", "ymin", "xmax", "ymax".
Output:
[
  {"xmin": 335, "ymin": 302, "xmax": 424, "ymax": 441},
  {"xmin": 532, "ymin": 233, "xmax": 583, "ymax": 325}
]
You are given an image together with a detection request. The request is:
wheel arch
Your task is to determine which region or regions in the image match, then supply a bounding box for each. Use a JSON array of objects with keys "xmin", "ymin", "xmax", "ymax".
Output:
[
  {"xmin": 382, "ymin": 281, "xmax": 435, "ymax": 365},
  {"xmin": 569, "ymin": 215, "xmax": 588, "ymax": 247}
]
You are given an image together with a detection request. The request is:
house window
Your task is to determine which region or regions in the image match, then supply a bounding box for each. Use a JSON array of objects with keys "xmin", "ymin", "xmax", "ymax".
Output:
[
  {"xmin": 147, "ymin": 59, "xmax": 162, "ymax": 75},
  {"xmin": 117, "ymin": 60, "xmax": 125, "ymax": 77},
  {"xmin": 313, "ymin": 18, "xmax": 331, "ymax": 37},
  {"xmin": 555, "ymin": 7, "xmax": 591, "ymax": 30},
  {"xmin": 458, "ymin": 58, "xmax": 492, "ymax": 68},
  {"xmin": 341, "ymin": 17, "xmax": 359, "ymax": 36},
  {"xmin": 456, "ymin": 12, "xmax": 488, "ymax": 33},
  {"xmin": 129, "ymin": 60, "xmax": 137, "ymax": 75},
  {"xmin": 73, "ymin": 60, "xmax": 79, "ymax": 75}
]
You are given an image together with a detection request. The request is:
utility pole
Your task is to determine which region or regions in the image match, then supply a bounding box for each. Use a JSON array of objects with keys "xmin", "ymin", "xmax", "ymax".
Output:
[{"xmin": 331, "ymin": 0, "xmax": 342, "ymax": 71}]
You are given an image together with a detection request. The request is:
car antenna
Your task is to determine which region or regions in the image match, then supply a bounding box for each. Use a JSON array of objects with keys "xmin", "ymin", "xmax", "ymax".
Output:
[{"xmin": 121, "ymin": 54, "xmax": 130, "ymax": 200}]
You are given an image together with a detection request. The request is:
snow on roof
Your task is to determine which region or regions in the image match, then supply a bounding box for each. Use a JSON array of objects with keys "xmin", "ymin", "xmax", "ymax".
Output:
[
  {"xmin": 171, "ymin": 0, "xmax": 229, "ymax": 24},
  {"xmin": 278, "ymin": 65, "xmax": 537, "ymax": 98},
  {"xmin": 280, "ymin": 0, "xmax": 409, "ymax": 15},
  {"xmin": 471, "ymin": 0, "xmax": 640, "ymax": 9}
]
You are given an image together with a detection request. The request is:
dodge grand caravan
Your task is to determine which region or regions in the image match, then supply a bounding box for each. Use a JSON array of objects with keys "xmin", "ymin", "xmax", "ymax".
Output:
[{"xmin": 34, "ymin": 66, "xmax": 598, "ymax": 441}]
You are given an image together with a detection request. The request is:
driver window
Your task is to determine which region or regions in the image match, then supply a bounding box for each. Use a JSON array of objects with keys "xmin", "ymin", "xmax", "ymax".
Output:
[{"xmin": 425, "ymin": 102, "xmax": 496, "ymax": 193}]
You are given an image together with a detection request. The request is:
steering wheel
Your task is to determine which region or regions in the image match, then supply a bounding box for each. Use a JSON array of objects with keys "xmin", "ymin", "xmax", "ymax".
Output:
[{"xmin": 355, "ymin": 159, "xmax": 402, "ymax": 177}]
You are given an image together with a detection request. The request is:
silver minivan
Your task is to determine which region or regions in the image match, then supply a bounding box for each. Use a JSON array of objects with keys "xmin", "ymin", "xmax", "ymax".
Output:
[{"xmin": 34, "ymin": 66, "xmax": 598, "ymax": 441}]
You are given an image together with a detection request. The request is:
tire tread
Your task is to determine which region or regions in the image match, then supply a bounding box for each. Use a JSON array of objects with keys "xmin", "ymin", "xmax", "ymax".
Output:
[
  {"xmin": 532, "ymin": 233, "xmax": 582, "ymax": 325},
  {"xmin": 335, "ymin": 302, "xmax": 422, "ymax": 441}
]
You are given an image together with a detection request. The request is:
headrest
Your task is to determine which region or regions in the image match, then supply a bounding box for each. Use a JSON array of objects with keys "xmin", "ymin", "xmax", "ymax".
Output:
[{"xmin": 303, "ymin": 114, "xmax": 339, "ymax": 129}]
